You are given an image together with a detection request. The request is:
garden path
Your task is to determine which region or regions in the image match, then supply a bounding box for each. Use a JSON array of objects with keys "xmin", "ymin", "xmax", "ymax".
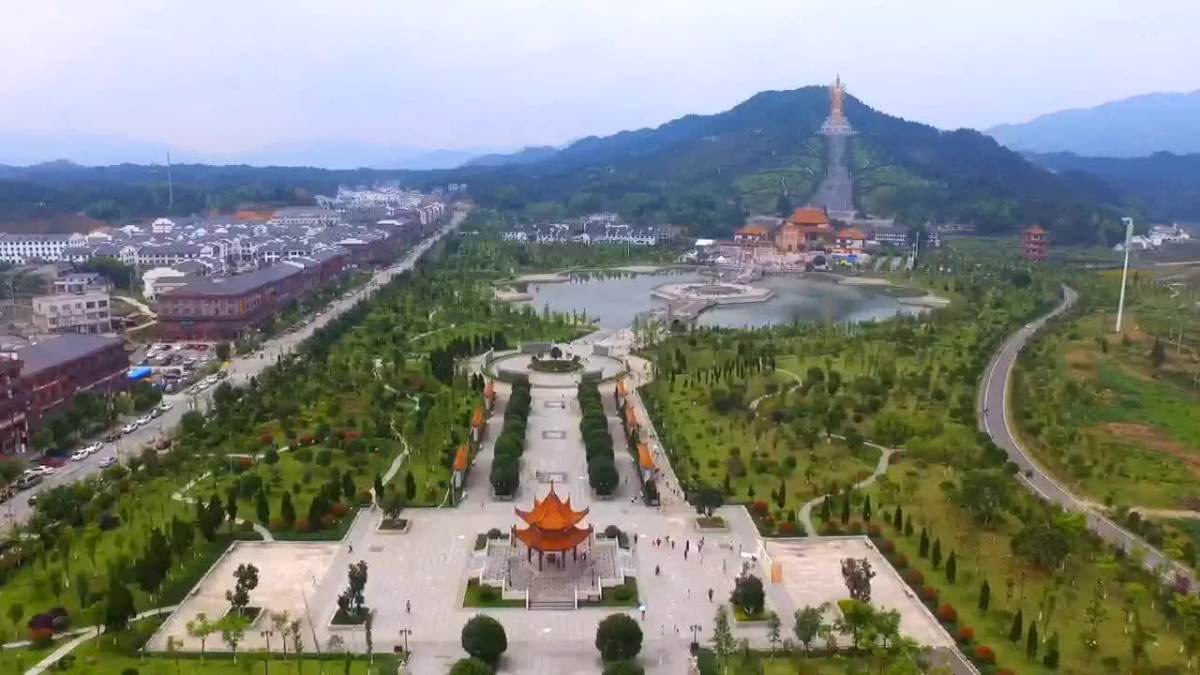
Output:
[
  {"xmin": 747, "ymin": 367, "xmax": 803, "ymax": 413},
  {"xmin": 797, "ymin": 438, "xmax": 896, "ymax": 536},
  {"xmin": 171, "ymin": 471, "xmax": 274, "ymax": 542},
  {"xmin": 25, "ymin": 606, "xmax": 177, "ymax": 675}
]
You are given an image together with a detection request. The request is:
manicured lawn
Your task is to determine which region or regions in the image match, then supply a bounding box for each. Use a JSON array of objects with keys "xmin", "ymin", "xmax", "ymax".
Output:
[
  {"xmin": 585, "ymin": 578, "xmax": 639, "ymax": 607},
  {"xmin": 462, "ymin": 579, "xmax": 524, "ymax": 608}
]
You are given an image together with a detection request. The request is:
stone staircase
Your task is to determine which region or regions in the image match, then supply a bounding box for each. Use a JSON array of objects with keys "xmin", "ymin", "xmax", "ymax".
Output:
[{"xmin": 528, "ymin": 575, "xmax": 577, "ymax": 611}]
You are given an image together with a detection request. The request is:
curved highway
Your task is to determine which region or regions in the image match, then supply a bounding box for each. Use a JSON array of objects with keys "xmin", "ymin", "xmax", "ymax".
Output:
[{"xmin": 979, "ymin": 285, "xmax": 1194, "ymax": 585}]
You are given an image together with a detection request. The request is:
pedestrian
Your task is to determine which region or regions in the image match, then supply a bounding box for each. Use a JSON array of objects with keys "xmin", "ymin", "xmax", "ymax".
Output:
[
  {"xmin": 722, "ymin": 558, "xmax": 727, "ymax": 573},
  {"xmin": 684, "ymin": 549, "xmax": 688, "ymax": 561},
  {"xmin": 406, "ymin": 600, "xmax": 411, "ymax": 614},
  {"xmin": 349, "ymin": 544, "xmax": 354, "ymax": 554},
  {"xmin": 708, "ymin": 588, "xmax": 713, "ymax": 602},
  {"xmin": 655, "ymin": 565, "xmax": 660, "ymax": 576}
]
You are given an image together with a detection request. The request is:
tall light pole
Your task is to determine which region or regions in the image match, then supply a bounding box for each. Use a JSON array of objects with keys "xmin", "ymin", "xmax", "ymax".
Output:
[{"xmin": 1115, "ymin": 217, "xmax": 1135, "ymax": 334}]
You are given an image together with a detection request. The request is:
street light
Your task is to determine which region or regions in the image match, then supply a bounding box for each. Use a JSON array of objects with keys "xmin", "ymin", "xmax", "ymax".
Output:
[
  {"xmin": 398, "ymin": 628, "xmax": 412, "ymax": 655},
  {"xmin": 1115, "ymin": 216, "xmax": 1134, "ymax": 334},
  {"xmin": 259, "ymin": 630, "xmax": 274, "ymax": 674},
  {"xmin": 689, "ymin": 624, "xmax": 702, "ymax": 652}
]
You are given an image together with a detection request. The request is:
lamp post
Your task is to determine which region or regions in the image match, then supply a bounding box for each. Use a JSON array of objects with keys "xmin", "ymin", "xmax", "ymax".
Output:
[
  {"xmin": 398, "ymin": 628, "xmax": 411, "ymax": 655},
  {"xmin": 1115, "ymin": 216, "xmax": 1134, "ymax": 334},
  {"xmin": 259, "ymin": 630, "xmax": 274, "ymax": 674},
  {"xmin": 689, "ymin": 624, "xmax": 702, "ymax": 653}
]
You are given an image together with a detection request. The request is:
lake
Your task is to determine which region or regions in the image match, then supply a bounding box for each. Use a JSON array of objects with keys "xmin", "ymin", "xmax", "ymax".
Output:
[{"xmin": 517, "ymin": 270, "xmax": 925, "ymax": 330}]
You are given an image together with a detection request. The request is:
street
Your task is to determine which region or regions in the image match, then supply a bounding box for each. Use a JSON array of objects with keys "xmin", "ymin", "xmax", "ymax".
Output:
[
  {"xmin": 5, "ymin": 214, "xmax": 464, "ymax": 529},
  {"xmin": 978, "ymin": 284, "xmax": 1195, "ymax": 586}
]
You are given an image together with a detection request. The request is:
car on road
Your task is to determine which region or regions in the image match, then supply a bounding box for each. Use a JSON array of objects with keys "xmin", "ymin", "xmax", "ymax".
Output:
[
  {"xmin": 136, "ymin": 415, "xmax": 153, "ymax": 426},
  {"xmin": 150, "ymin": 407, "xmax": 162, "ymax": 419},
  {"xmin": 122, "ymin": 422, "xmax": 139, "ymax": 434},
  {"xmin": 81, "ymin": 442, "xmax": 102, "ymax": 454},
  {"xmin": 158, "ymin": 401, "xmax": 173, "ymax": 413},
  {"xmin": 27, "ymin": 493, "xmax": 39, "ymax": 507},
  {"xmin": 26, "ymin": 465, "xmax": 54, "ymax": 476},
  {"xmin": 70, "ymin": 449, "xmax": 91, "ymax": 461},
  {"xmin": 98, "ymin": 456, "xmax": 116, "ymax": 469},
  {"xmin": 15, "ymin": 473, "xmax": 41, "ymax": 490}
]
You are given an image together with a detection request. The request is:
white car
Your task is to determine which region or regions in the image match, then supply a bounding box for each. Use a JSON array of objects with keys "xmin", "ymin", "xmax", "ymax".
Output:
[
  {"xmin": 70, "ymin": 449, "xmax": 90, "ymax": 461},
  {"xmin": 158, "ymin": 401, "xmax": 173, "ymax": 413},
  {"xmin": 98, "ymin": 456, "xmax": 116, "ymax": 469},
  {"xmin": 26, "ymin": 465, "xmax": 53, "ymax": 477},
  {"xmin": 122, "ymin": 422, "xmax": 139, "ymax": 434},
  {"xmin": 136, "ymin": 415, "xmax": 153, "ymax": 426},
  {"xmin": 81, "ymin": 442, "xmax": 102, "ymax": 454}
]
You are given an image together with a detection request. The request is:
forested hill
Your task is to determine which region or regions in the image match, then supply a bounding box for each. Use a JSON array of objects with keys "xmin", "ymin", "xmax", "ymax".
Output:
[
  {"xmin": 1026, "ymin": 151, "xmax": 1200, "ymax": 222},
  {"xmin": 447, "ymin": 86, "xmax": 1127, "ymax": 244}
]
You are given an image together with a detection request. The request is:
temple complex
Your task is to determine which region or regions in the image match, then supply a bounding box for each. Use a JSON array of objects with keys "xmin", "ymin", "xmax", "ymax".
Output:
[{"xmin": 1023, "ymin": 224, "xmax": 1049, "ymax": 261}]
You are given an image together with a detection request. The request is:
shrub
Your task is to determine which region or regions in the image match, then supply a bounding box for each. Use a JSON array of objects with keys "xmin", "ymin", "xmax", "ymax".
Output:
[
  {"xmin": 821, "ymin": 521, "xmax": 843, "ymax": 536},
  {"xmin": 848, "ymin": 521, "xmax": 864, "ymax": 534},
  {"xmin": 294, "ymin": 517, "xmax": 311, "ymax": 533},
  {"xmin": 29, "ymin": 626, "xmax": 53, "ymax": 647},
  {"xmin": 880, "ymin": 539, "xmax": 895, "ymax": 554},
  {"xmin": 777, "ymin": 522, "xmax": 797, "ymax": 535},
  {"xmin": 920, "ymin": 586, "xmax": 939, "ymax": 603},
  {"xmin": 602, "ymin": 660, "xmax": 645, "ymax": 675},
  {"xmin": 955, "ymin": 626, "xmax": 975, "ymax": 644},
  {"xmin": 751, "ymin": 500, "xmax": 769, "ymax": 516},
  {"xmin": 487, "ymin": 528, "xmax": 503, "ymax": 539},
  {"xmin": 595, "ymin": 613, "xmax": 643, "ymax": 662},
  {"xmin": 867, "ymin": 523, "xmax": 882, "ymax": 537},
  {"xmin": 330, "ymin": 502, "xmax": 349, "ymax": 518},
  {"xmin": 268, "ymin": 517, "xmax": 286, "ymax": 531},
  {"xmin": 936, "ymin": 603, "xmax": 958, "ymax": 624},
  {"xmin": 604, "ymin": 525, "xmax": 622, "ymax": 539},
  {"xmin": 973, "ymin": 645, "xmax": 996, "ymax": 665},
  {"xmin": 315, "ymin": 449, "xmax": 333, "ymax": 466},
  {"xmin": 448, "ymin": 658, "xmax": 494, "ymax": 675},
  {"xmin": 239, "ymin": 520, "xmax": 255, "ymax": 532},
  {"xmin": 294, "ymin": 448, "xmax": 313, "ymax": 462},
  {"xmin": 461, "ymin": 614, "xmax": 507, "ymax": 665},
  {"xmin": 320, "ymin": 513, "xmax": 336, "ymax": 528},
  {"xmin": 903, "ymin": 569, "xmax": 924, "ymax": 585}
]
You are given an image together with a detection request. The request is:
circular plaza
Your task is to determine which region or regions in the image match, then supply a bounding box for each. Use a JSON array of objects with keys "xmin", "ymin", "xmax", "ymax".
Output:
[{"xmin": 651, "ymin": 281, "xmax": 773, "ymax": 305}]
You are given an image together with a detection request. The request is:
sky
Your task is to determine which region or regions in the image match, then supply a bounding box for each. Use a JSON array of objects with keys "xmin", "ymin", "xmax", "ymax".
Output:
[{"xmin": 2, "ymin": 0, "xmax": 1198, "ymax": 164}]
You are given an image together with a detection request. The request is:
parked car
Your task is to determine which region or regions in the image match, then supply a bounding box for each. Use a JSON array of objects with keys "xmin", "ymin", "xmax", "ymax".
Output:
[
  {"xmin": 70, "ymin": 449, "xmax": 90, "ymax": 462},
  {"xmin": 158, "ymin": 401, "xmax": 173, "ymax": 413},
  {"xmin": 26, "ymin": 465, "xmax": 53, "ymax": 476},
  {"xmin": 104, "ymin": 430, "xmax": 121, "ymax": 442},
  {"xmin": 98, "ymin": 456, "xmax": 116, "ymax": 469},
  {"xmin": 136, "ymin": 415, "xmax": 152, "ymax": 426},
  {"xmin": 122, "ymin": 422, "xmax": 139, "ymax": 434},
  {"xmin": 150, "ymin": 407, "xmax": 162, "ymax": 419},
  {"xmin": 15, "ymin": 473, "xmax": 41, "ymax": 490},
  {"xmin": 81, "ymin": 442, "xmax": 102, "ymax": 454}
]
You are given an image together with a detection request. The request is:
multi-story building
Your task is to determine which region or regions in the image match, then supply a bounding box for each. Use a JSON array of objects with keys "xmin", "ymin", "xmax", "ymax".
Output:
[
  {"xmin": 15, "ymin": 334, "xmax": 129, "ymax": 426},
  {"xmin": 0, "ymin": 233, "xmax": 87, "ymax": 263},
  {"xmin": 267, "ymin": 207, "xmax": 341, "ymax": 227},
  {"xmin": 0, "ymin": 357, "xmax": 29, "ymax": 454},
  {"xmin": 1023, "ymin": 225, "xmax": 1049, "ymax": 261},
  {"xmin": 53, "ymin": 272, "xmax": 110, "ymax": 295},
  {"xmin": 32, "ymin": 290, "xmax": 112, "ymax": 334}
]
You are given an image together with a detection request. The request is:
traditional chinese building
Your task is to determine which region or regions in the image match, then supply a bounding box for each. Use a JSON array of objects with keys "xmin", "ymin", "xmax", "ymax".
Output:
[
  {"xmin": 776, "ymin": 208, "xmax": 834, "ymax": 252},
  {"xmin": 1023, "ymin": 225, "xmax": 1049, "ymax": 261},
  {"xmin": 512, "ymin": 484, "xmax": 593, "ymax": 570}
]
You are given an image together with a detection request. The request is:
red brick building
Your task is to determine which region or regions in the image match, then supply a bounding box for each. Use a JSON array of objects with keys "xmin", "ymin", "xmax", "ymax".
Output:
[
  {"xmin": 1023, "ymin": 225, "xmax": 1049, "ymax": 261},
  {"xmin": 156, "ymin": 251, "xmax": 347, "ymax": 341},
  {"xmin": 16, "ymin": 334, "xmax": 129, "ymax": 427},
  {"xmin": 0, "ymin": 357, "xmax": 29, "ymax": 454}
]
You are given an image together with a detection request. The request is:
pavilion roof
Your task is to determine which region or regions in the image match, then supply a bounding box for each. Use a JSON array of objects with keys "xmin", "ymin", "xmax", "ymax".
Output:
[
  {"xmin": 790, "ymin": 207, "xmax": 830, "ymax": 226},
  {"xmin": 515, "ymin": 484, "xmax": 589, "ymax": 531},
  {"xmin": 452, "ymin": 443, "xmax": 470, "ymax": 472},
  {"xmin": 471, "ymin": 406, "xmax": 485, "ymax": 428},
  {"xmin": 637, "ymin": 443, "xmax": 655, "ymax": 470},
  {"xmin": 616, "ymin": 379, "xmax": 629, "ymax": 397},
  {"xmin": 513, "ymin": 523, "xmax": 593, "ymax": 552},
  {"xmin": 624, "ymin": 406, "xmax": 638, "ymax": 428}
]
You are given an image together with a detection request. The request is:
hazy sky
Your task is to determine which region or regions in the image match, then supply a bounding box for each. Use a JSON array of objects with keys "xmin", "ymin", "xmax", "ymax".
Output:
[{"xmin": 3, "ymin": 0, "xmax": 1198, "ymax": 156}]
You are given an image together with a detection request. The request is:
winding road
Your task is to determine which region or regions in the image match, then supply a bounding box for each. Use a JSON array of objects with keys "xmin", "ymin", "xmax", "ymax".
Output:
[{"xmin": 978, "ymin": 285, "xmax": 1195, "ymax": 585}]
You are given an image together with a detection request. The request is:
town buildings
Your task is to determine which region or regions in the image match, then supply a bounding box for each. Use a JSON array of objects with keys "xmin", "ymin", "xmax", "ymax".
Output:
[
  {"xmin": 500, "ymin": 215, "xmax": 666, "ymax": 246},
  {"xmin": 0, "ymin": 357, "xmax": 29, "ymax": 454},
  {"xmin": 0, "ymin": 233, "xmax": 88, "ymax": 264},
  {"xmin": 32, "ymin": 290, "xmax": 112, "ymax": 334},
  {"xmin": 10, "ymin": 334, "xmax": 129, "ymax": 428}
]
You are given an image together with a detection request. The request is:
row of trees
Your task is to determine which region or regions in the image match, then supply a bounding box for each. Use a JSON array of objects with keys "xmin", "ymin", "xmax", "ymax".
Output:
[
  {"xmin": 579, "ymin": 382, "xmax": 618, "ymax": 496},
  {"xmin": 490, "ymin": 381, "xmax": 530, "ymax": 497}
]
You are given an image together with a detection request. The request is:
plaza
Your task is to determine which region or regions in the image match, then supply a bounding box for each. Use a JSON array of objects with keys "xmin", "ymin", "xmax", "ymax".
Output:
[{"xmin": 149, "ymin": 337, "xmax": 959, "ymax": 674}]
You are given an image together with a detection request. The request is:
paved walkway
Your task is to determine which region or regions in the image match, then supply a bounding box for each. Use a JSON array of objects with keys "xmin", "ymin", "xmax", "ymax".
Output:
[
  {"xmin": 798, "ymin": 439, "xmax": 896, "ymax": 536},
  {"xmin": 27, "ymin": 606, "xmax": 177, "ymax": 674},
  {"xmin": 979, "ymin": 285, "xmax": 1195, "ymax": 586}
]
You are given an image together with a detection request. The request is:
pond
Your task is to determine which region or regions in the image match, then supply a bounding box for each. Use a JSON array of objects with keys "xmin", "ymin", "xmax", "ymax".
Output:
[{"xmin": 516, "ymin": 270, "xmax": 926, "ymax": 330}]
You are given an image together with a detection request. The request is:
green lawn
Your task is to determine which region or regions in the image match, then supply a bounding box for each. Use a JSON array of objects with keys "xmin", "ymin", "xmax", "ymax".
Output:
[{"xmin": 462, "ymin": 579, "xmax": 524, "ymax": 608}]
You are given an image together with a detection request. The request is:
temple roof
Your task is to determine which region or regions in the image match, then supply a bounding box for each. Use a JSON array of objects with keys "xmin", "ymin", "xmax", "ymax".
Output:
[
  {"xmin": 624, "ymin": 406, "xmax": 638, "ymax": 428},
  {"xmin": 471, "ymin": 406, "xmax": 485, "ymax": 428},
  {"xmin": 1026, "ymin": 224, "xmax": 1047, "ymax": 235},
  {"xmin": 515, "ymin": 484, "xmax": 589, "ymax": 531},
  {"xmin": 452, "ymin": 443, "xmax": 470, "ymax": 472},
  {"xmin": 790, "ymin": 208, "xmax": 830, "ymax": 226},
  {"xmin": 637, "ymin": 442, "xmax": 655, "ymax": 470},
  {"xmin": 513, "ymin": 523, "xmax": 593, "ymax": 552},
  {"xmin": 836, "ymin": 228, "xmax": 866, "ymax": 240}
]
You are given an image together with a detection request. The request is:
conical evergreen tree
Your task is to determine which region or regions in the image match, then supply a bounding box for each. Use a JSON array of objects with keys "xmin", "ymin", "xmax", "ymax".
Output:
[
  {"xmin": 1009, "ymin": 609, "xmax": 1024, "ymax": 643},
  {"xmin": 945, "ymin": 551, "xmax": 957, "ymax": 583},
  {"xmin": 919, "ymin": 528, "xmax": 930, "ymax": 558},
  {"xmin": 1026, "ymin": 622, "xmax": 1039, "ymax": 660},
  {"xmin": 892, "ymin": 505, "xmax": 903, "ymax": 530},
  {"xmin": 979, "ymin": 580, "xmax": 991, "ymax": 612},
  {"xmin": 932, "ymin": 539, "xmax": 943, "ymax": 569}
]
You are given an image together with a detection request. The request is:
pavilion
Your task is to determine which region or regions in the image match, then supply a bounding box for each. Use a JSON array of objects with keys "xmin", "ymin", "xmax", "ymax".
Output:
[{"xmin": 512, "ymin": 484, "xmax": 594, "ymax": 571}]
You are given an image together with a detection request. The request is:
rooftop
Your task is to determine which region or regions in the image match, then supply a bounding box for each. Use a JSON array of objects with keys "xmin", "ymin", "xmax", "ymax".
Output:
[
  {"xmin": 166, "ymin": 263, "xmax": 300, "ymax": 298},
  {"xmin": 16, "ymin": 334, "xmax": 123, "ymax": 376}
]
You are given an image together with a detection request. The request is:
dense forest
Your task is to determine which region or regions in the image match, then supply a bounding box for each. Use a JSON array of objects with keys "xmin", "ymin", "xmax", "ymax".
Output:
[{"xmin": 1027, "ymin": 151, "xmax": 1200, "ymax": 222}]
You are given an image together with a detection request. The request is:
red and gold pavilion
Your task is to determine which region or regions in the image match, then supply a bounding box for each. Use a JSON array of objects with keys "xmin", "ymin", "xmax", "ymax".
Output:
[{"xmin": 512, "ymin": 484, "xmax": 593, "ymax": 570}]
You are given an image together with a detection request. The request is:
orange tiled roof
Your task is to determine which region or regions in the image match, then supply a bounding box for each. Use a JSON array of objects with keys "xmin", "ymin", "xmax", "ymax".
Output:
[
  {"xmin": 513, "ymin": 523, "xmax": 593, "ymax": 552},
  {"xmin": 515, "ymin": 484, "xmax": 589, "ymax": 531},
  {"xmin": 836, "ymin": 228, "xmax": 866, "ymax": 240},
  {"xmin": 736, "ymin": 224, "xmax": 769, "ymax": 236},
  {"xmin": 624, "ymin": 406, "xmax": 638, "ymax": 428},
  {"xmin": 1026, "ymin": 225, "xmax": 1047, "ymax": 235},
  {"xmin": 452, "ymin": 443, "xmax": 470, "ymax": 472},
  {"xmin": 637, "ymin": 443, "xmax": 655, "ymax": 470},
  {"xmin": 471, "ymin": 406, "xmax": 485, "ymax": 428},
  {"xmin": 790, "ymin": 208, "xmax": 830, "ymax": 226}
]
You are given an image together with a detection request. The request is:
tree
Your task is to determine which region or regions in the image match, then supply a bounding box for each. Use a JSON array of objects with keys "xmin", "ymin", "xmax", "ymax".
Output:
[
  {"xmin": 793, "ymin": 605, "xmax": 825, "ymax": 653},
  {"xmin": 1012, "ymin": 520, "xmax": 1073, "ymax": 571},
  {"xmin": 1026, "ymin": 621, "xmax": 1039, "ymax": 661},
  {"xmin": 225, "ymin": 486, "xmax": 239, "ymax": 535},
  {"xmin": 694, "ymin": 483, "xmax": 724, "ymax": 517},
  {"xmin": 281, "ymin": 491, "xmax": 296, "ymax": 528},
  {"xmin": 1174, "ymin": 593, "xmax": 1200, "ymax": 671},
  {"xmin": 955, "ymin": 469, "xmax": 1010, "ymax": 525},
  {"xmin": 594, "ymin": 613, "xmax": 642, "ymax": 662},
  {"xmin": 931, "ymin": 539, "xmax": 943, "ymax": 569},
  {"xmin": 218, "ymin": 614, "xmax": 251, "ymax": 663},
  {"xmin": 1009, "ymin": 609, "xmax": 1024, "ymax": 643},
  {"xmin": 861, "ymin": 494, "xmax": 872, "ymax": 522},
  {"xmin": 255, "ymin": 489, "xmax": 270, "ymax": 524},
  {"xmin": 405, "ymin": 471, "xmax": 417, "ymax": 501},
  {"xmin": 1043, "ymin": 631, "xmax": 1060, "ymax": 669},
  {"xmin": 841, "ymin": 558, "xmax": 875, "ymax": 603},
  {"xmin": 730, "ymin": 574, "xmax": 765, "ymax": 616},
  {"xmin": 226, "ymin": 564, "xmax": 259, "ymax": 616},
  {"xmin": 1151, "ymin": 338, "xmax": 1167, "ymax": 369},
  {"xmin": 945, "ymin": 551, "xmax": 957, "ymax": 583},
  {"xmin": 919, "ymin": 528, "xmax": 929, "ymax": 557},
  {"xmin": 215, "ymin": 342, "xmax": 232, "ymax": 361},
  {"xmin": 765, "ymin": 611, "xmax": 781, "ymax": 655},
  {"xmin": 341, "ymin": 472, "xmax": 356, "ymax": 501},
  {"xmin": 373, "ymin": 473, "xmax": 385, "ymax": 502},
  {"xmin": 186, "ymin": 613, "xmax": 215, "ymax": 663},
  {"xmin": 978, "ymin": 580, "xmax": 991, "ymax": 612},
  {"xmin": 892, "ymin": 504, "xmax": 903, "ymax": 531},
  {"xmin": 180, "ymin": 410, "xmax": 204, "ymax": 436},
  {"xmin": 449, "ymin": 658, "xmax": 495, "ymax": 675},
  {"xmin": 461, "ymin": 614, "xmax": 507, "ymax": 666},
  {"xmin": 711, "ymin": 605, "xmax": 735, "ymax": 666},
  {"xmin": 104, "ymin": 575, "xmax": 136, "ymax": 632},
  {"xmin": 6, "ymin": 602, "xmax": 23, "ymax": 642},
  {"xmin": 840, "ymin": 491, "xmax": 851, "ymax": 524},
  {"xmin": 601, "ymin": 661, "xmax": 644, "ymax": 675}
]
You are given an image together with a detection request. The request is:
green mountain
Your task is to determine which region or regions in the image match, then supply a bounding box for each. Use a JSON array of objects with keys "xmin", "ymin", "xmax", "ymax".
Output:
[
  {"xmin": 1027, "ymin": 151, "xmax": 1200, "ymax": 222},
  {"xmin": 451, "ymin": 86, "xmax": 1126, "ymax": 243}
]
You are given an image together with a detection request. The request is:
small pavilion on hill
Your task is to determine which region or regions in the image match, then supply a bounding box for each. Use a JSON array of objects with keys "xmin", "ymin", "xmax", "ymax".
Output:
[{"xmin": 512, "ymin": 484, "xmax": 593, "ymax": 570}]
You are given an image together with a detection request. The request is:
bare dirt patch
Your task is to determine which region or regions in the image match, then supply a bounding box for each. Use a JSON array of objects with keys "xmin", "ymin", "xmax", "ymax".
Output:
[{"xmin": 1101, "ymin": 422, "xmax": 1200, "ymax": 477}]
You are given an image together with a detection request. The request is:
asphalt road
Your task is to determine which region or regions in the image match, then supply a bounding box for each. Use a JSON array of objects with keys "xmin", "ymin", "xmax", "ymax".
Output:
[
  {"xmin": 978, "ymin": 284, "xmax": 1195, "ymax": 585},
  {"xmin": 4, "ymin": 215, "xmax": 462, "ymax": 528}
]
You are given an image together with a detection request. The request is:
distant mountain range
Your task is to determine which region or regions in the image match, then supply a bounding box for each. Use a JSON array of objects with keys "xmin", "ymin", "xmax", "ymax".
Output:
[
  {"xmin": 0, "ymin": 129, "xmax": 505, "ymax": 170},
  {"xmin": 1027, "ymin": 151, "xmax": 1200, "ymax": 221},
  {"xmin": 463, "ymin": 146, "xmax": 560, "ymax": 167},
  {"xmin": 987, "ymin": 91, "xmax": 1200, "ymax": 157},
  {"xmin": 443, "ymin": 85, "xmax": 1123, "ymax": 243}
]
